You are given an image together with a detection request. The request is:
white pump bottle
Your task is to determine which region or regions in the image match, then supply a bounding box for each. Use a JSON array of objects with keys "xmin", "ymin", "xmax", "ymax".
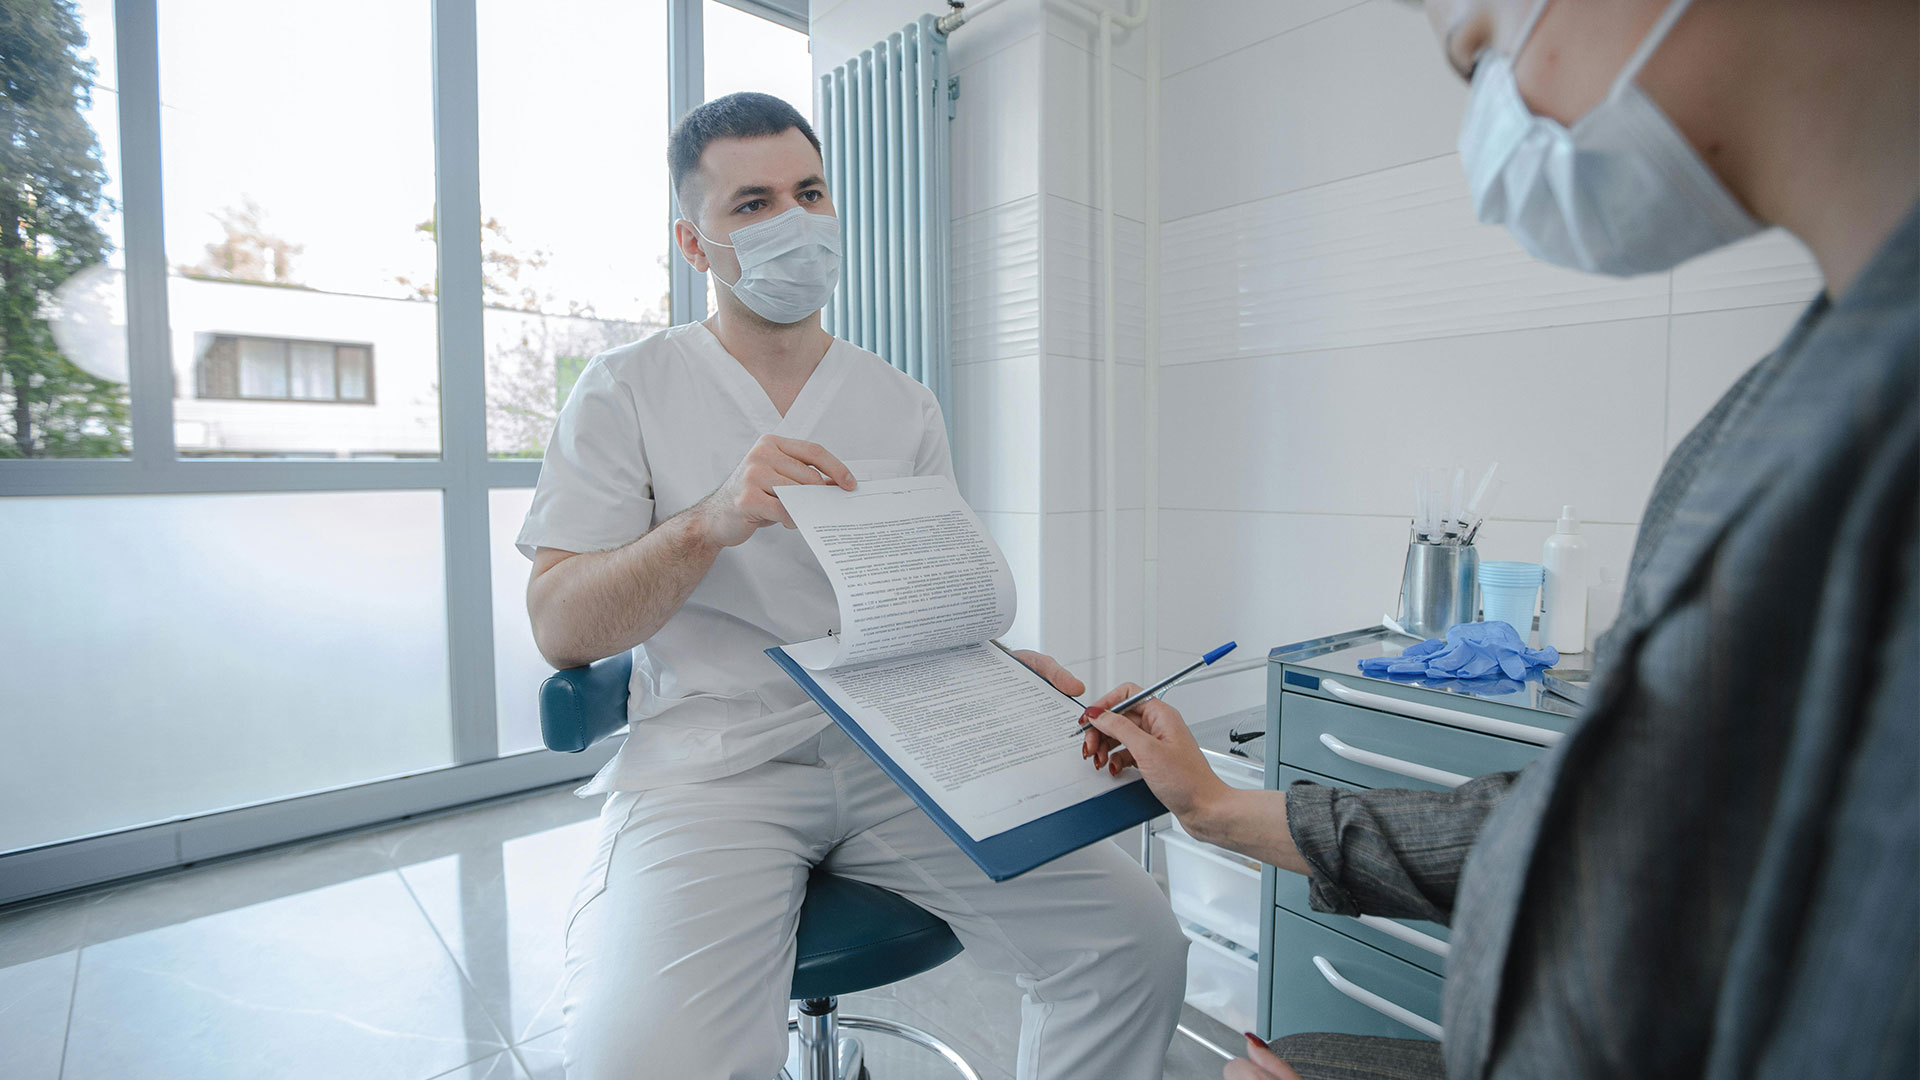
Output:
[{"xmin": 1538, "ymin": 505, "xmax": 1589, "ymax": 653}]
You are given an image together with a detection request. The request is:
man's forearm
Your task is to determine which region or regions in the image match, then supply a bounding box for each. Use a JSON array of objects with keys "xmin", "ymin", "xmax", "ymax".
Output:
[{"xmin": 528, "ymin": 508, "xmax": 724, "ymax": 669}]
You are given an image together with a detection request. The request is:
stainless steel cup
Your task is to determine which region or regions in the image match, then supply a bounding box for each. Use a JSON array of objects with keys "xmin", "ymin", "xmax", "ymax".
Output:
[{"xmin": 1397, "ymin": 540, "xmax": 1480, "ymax": 639}]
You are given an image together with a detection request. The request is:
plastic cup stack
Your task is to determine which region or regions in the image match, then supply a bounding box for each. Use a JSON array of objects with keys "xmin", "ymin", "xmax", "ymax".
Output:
[{"xmin": 1478, "ymin": 561, "xmax": 1545, "ymax": 641}]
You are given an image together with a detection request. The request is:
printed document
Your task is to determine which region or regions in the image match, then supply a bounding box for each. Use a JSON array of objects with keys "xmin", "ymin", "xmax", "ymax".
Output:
[{"xmin": 773, "ymin": 477, "xmax": 1131, "ymax": 841}]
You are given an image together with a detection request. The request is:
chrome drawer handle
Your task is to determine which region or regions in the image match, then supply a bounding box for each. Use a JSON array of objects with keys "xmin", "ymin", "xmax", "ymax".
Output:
[
  {"xmin": 1356, "ymin": 915, "xmax": 1451, "ymax": 959},
  {"xmin": 1311, "ymin": 955, "xmax": 1444, "ymax": 1040},
  {"xmin": 1319, "ymin": 678, "xmax": 1562, "ymax": 747},
  {"xmin": 1319, "ymin": 733, "xmax": 1470, "ymax": 789}
]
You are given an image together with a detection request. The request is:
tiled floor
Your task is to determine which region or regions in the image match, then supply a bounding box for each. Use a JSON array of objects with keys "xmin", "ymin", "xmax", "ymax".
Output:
[{"xmin": 0, "ymin": 784, "xmax": 1240, "ymax": 1080}]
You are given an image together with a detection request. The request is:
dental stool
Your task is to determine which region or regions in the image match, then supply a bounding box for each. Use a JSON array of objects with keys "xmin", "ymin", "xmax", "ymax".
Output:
[{"xmin": 540, "ymin": 652, "xmax": 982, "ymax": 1080}]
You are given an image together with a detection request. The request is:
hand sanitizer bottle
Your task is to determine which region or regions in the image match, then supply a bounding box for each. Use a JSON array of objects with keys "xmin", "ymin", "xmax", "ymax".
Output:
[{"xmin": 1539, "ymin": 505, "xmax": 1589, "ymax": 654}]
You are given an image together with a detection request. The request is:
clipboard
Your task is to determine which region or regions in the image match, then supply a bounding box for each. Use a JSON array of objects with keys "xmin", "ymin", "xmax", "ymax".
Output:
[{"xmin": 765, "ymin": 644, "xmax": 1168, "ymax": 881}]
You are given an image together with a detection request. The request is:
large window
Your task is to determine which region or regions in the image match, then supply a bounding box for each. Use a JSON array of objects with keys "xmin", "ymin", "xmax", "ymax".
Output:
[
  {"xmin": 158, "ymin": 0, "xmax": 440, "ymax": 460},
  {"xmin": 0, "ymin": 0, "xmax": 809, "ymax": 901},
  {"xmin": 476, "ymin": 0, "xmax": 673, "ymax": 459}
]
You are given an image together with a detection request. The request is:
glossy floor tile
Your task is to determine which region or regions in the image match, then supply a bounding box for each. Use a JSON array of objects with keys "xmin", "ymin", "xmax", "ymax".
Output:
[{"xmin": 0, "ymin": 782, "xmax": 1238, "ymax": 1080}]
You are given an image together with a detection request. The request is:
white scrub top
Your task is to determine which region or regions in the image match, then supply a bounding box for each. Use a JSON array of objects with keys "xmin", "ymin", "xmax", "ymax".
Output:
[{"xmin": 516, "ymin": 322, "xmax": 953, "ymax": 793}]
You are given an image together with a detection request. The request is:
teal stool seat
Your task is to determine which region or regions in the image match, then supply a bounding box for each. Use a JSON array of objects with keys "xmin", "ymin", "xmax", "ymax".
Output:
[
  {"xmin": 540, "ymin": 652, "xmax": 978, "ymax": 1080},
  {"xmin": 792, "ymin": 870, "xmax": 963, "ymax": 1000}
]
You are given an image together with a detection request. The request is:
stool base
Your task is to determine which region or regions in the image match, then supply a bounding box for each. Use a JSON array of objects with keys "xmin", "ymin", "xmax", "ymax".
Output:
[{"xmin": 781, "ymin": 1005, "xmax": 981, "ymax": 1080}]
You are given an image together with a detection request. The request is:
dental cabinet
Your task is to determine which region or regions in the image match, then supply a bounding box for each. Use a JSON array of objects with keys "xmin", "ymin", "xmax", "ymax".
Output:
[{"xmin": 1252, "ymin": 627, "xmax": 1587, "ymax": 1043}]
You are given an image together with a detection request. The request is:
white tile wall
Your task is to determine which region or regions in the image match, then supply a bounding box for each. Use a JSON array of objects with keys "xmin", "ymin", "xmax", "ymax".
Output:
[
  {"xmin": 952, "ymin": 355, "xmax": 1042, "ymax": 513},
  {"xmin": 1156, "ymin": 510, "xmax": 1412, "ymax": 655},
  {"xmin": 1160, "ymin": 0, "xmax": 1464, "ymax": 217},
  {"xmin": 1160, "ymin": 154, "xmax": 1672, "ymax": 364},
  {"xmin": 1043, "ymin": 1, "xmax": 1149, "ymax": 79},
  {"xmin": 1041, "ymin": 508, "xmax": 1146, "ymax": 665},
  {"xmin": 1042, "ymin": 354, "xmax": 1146, "ymax": 513},
  {"xmin": 979, "ymin": 510, "xmax": 1043, "ymax": 651},
  {"xmin": 1043, "ymin": 196, "xmax": 1148, "ymax": 365},
  {"xmin": 1067, "ymin": 650, "xmax": 1146, "ymax": 705},
  {"xmin": 1156, "ymin": 318, "xmax": 1672, "ymax": 524},
  {"xmin": 1672, "ymin": 229, "xmax": 1823, "ymax": 314},
  {"xmin": 1159, "ymin": 0, "xmax": 1364, "ymax": 79},
  {"xmin": 950, "ymin": 33, "xmax": 1044, "ymax": 219},
  {"xmin": 1043, "ymin": 33, "xmax": 1150, "ymax": 222},
  {"xmin": 945, "ymin": 0, "xmax": 1047, "ymax": 74},
  {"xmin": 952, "ymin": 195, "xmax": 1043, "ymax": 365}
]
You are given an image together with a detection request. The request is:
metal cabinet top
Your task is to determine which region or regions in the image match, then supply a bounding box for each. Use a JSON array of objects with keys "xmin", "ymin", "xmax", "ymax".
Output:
[{"xmin": 1268, "ymin": 626, "xmax": 1588, "ymax": 737}]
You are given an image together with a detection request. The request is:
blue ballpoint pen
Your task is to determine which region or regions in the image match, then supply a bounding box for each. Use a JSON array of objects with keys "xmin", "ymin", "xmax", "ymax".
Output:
[{"xmin": 1074, "ymin": 641, "xmax": 1238, "ymax": 735}]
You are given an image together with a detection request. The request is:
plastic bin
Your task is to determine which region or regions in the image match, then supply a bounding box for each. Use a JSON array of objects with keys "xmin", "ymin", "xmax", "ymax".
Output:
[
  {"xmin": 1163, "ymin": 829, "xmax": 1263, "ymax": 950},
  {"xmin": 1182, "ymin": 923, "xmax": 1259, "ymax": 1035}
]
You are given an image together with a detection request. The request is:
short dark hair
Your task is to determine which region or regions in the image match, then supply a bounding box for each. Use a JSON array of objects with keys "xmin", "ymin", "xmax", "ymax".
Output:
[{"xmin": 668, "ymin": 92, "xmax": 822, "ymax": 218}]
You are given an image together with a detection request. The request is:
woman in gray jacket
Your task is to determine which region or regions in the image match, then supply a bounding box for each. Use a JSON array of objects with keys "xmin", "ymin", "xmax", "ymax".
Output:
[{"xmin": 1085, "ymin": 1, "xmax": 1918, "ymax": 1077}]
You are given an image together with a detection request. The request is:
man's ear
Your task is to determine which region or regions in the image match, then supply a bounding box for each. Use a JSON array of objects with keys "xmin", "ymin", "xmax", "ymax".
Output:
[{"xmin": 673, "ymin": 217, "xmax": 709, "ymax": 273}]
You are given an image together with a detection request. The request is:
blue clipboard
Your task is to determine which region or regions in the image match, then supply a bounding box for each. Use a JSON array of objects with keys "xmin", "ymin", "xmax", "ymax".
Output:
[{"xmin": 765, "ymin": 644, "xmax": 1167, "ymax": 881}]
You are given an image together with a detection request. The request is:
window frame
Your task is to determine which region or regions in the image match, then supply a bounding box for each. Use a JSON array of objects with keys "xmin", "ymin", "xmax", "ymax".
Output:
[{"xmin": 0, "ymin": 0, "xmax": 793, "ymax": 905}]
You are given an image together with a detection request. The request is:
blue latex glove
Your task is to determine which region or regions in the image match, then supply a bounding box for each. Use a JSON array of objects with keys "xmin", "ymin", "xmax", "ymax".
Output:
[{"xmin": 1360, "ymin": 621, "xmax": 1559, "ymax": 681}]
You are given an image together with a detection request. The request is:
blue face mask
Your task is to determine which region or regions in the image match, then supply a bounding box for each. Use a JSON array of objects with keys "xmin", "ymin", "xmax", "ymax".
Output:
[{"xmin": 1457, "ymin": 0, "xmax": 1762, "ymax": 276}]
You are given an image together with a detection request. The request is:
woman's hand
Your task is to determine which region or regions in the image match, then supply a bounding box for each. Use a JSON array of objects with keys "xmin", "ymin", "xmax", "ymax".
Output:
[
  {"xmin": 1225, "ymin": 1034, "xmax": 1302, "ymax": 1080},
  {"xmin": 1081, "ymin": 684, "xmax": 1231, "ymax": 821}
]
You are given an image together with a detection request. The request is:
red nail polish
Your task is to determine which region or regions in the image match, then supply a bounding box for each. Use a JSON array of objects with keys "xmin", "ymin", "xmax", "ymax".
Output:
[
  {"xmin": 1080, "ymin": 706, "xmax": 1100, "ymax": 721},
  {"xmin": 1243, "ymin": 1032, "xmax": 1260, "ymax": 1043}
]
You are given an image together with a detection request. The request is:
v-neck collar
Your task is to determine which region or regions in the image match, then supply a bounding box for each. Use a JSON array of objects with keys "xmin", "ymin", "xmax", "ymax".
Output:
[{"xmin": 689, "ymin": 322, "xmax": 851, "ymax": 439}]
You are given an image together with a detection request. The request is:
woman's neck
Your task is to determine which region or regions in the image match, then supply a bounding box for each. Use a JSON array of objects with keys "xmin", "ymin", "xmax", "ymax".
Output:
[{"xmin": 1716, "ymin": 1, "xmax": 1918, "ymax": 298}]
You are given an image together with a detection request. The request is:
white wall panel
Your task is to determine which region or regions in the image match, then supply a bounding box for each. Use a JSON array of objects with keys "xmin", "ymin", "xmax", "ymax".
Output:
[
  {"xmin": 1671, "ymin": 228, "xmax": 1822, "ymax": 314},
  {"xmin": 1160, "ymin": 154, "xmax": 1671, "ymax": 364},
  {"xmin": 952, "ymin": 195, "xmax": 1043, "ymax": 364},
  {"xmin": 1043, "ymin": 195, "xmax": 1148, "ymax": 365},
  {"xmin": 1160, "ymin": 0, "xmax": 1462, "ymax": 216},
  {"xmin": 952, "ymin": 354, "xmax": 1042, "ymax": 513},
  {"xmin": 1159, "ymin": 0, "xmax": 1363, "ymax": 79},
  {"xmin": 1157, "ymin": 318, "xmax": 1671, "ymax": 525}
]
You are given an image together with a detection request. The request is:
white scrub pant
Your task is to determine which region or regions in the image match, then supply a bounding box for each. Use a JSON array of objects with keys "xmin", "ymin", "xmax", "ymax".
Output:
[{"xmin": 560, "ymin": 725, "xmax": 1189, "ymax": 1080}]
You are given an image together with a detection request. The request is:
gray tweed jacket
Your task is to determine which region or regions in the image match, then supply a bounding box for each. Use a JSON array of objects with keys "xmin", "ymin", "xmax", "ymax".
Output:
[{"xmin": 1284, "ymin": 205, "xmax": 1919, "ymax": 1080}]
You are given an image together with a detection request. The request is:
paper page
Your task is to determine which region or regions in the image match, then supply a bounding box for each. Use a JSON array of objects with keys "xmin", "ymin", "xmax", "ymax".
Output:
[
  {"xmin": 778, "ymin": 476, "xmax": 1016, "ymax": 670},
  {"xmin": 795, "ymin": 641, "xmax": 1132, "ymax": 840}
]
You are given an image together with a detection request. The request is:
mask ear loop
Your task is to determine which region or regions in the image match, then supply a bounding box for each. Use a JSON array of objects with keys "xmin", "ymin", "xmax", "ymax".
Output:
[
  {"xmin": 683, "ymin": 219, "xmax": 742, "ymax": 290},
  {"xmin": 1605, "ymin": 0, "xmax": 1699, "ymax": 102},
  {"xmin": 1508, "ymin": 0, "xmax": 1553, "ymax": 64}
]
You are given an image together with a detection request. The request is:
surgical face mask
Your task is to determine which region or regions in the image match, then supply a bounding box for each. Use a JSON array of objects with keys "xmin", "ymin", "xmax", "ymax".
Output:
[
  {"xmin": 1457, "ymin": 0, "xmax": 1761, "ymax": 276},
  {"xmin": 690, "ymin": 206, "xmax": 842, "ymax": 324}
]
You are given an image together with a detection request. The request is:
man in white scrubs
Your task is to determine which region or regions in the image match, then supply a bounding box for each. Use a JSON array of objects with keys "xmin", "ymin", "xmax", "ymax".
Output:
[{"xmin": 517, "ymin": 92, "xmax": 1187, "ymax": 1080}]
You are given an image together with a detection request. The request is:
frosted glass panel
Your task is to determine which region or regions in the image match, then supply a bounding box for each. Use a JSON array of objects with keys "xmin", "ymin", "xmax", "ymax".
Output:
[
  {"xmin": 0, "ymin": 492, "xmax": 453, "ymax": 853},
  {"xmin": 490, "ymin": 488, "xmax": 554, "ymax": 755}
]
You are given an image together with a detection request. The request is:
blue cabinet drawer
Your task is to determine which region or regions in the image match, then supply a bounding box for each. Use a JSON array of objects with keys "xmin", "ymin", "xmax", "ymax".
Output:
[
  {"xmin": 1270, "ymin": 765, "xmax": 1452, "ymax": 976},
  {"xmin": 1268, "ymin": 906, "xmax": 1444, "ymax": 1042},
  {"xmin": 1278, "ymin": 691, "xmax": 1545, "ymax": 792}
]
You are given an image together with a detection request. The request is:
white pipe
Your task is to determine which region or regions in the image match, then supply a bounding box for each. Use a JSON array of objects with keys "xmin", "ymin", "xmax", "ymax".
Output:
[
  {"xmin": 1050, "ymin": 0, "xmax": 1146, "ymax": 690},
  {"xmin": 1100, "ymin": 8, "xmax": 1116, "ymax": 692},
  {"xmin": 935, "ymin": 0, "xmax": 1017, "ymax": 35},
  {"xmin": 1141, "ymin": 0, "xmax": 1160, "ymax": 686}
]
